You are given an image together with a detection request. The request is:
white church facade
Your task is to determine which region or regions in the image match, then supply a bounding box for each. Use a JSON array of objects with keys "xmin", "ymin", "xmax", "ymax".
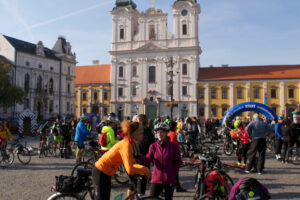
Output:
[{"xmin": 110, "ymin": 0, "xmax": 202, "ymax": 120}]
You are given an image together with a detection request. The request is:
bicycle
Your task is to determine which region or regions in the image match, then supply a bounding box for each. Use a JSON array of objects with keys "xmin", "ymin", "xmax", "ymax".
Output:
[
  {"xmin": 39, "ymin": 132, "xmax": 54, "ymax": 158},
  {"xmin": 0, "ymin": 144, "xmax": 14, "ymax": 167},
  {"xmin": 114, "ymin": 174, "xmax": 163, "ymax": 200},
  {"xmin": 47, "ymin": 169, "xmax": 94, "ymax": 200}
]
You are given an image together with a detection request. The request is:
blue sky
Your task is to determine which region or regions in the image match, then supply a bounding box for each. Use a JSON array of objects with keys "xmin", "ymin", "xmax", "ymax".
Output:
[{"xmin": 0, "ymin": 0, "xmax": 299, "ymax": 67}]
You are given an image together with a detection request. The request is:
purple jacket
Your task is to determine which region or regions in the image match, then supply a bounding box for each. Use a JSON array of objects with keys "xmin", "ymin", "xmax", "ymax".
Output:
[
  {"xmin": 228, "ymin": 178, "xmax": 271, "ymax": 200},
  {"xmin": 139, "ymin": 140, "xmax": 181, "ymax": 184}
]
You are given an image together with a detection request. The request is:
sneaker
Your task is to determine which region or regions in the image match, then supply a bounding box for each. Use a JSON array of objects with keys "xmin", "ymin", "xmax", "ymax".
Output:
[
  {"xmin": 237, "ymin": 162, "xmax": 242, "ymax": 166},
  {"xmin": 293, "ymin": 156, "xmax": 298, "ymax": 161},
  {"xmin": 242, "ymin": 163, "xmax": 247, "ymax": 167},
  {"xmin": 258, "ymin": 172, "xmax": 262, "ymax": 175},
  {"xmin": 245, "ymin": 170, "xmax": 250, "ymax": 174},
  {"xmin": 275, "ymin": 154, "xmax": 279, "ymax": 160}
]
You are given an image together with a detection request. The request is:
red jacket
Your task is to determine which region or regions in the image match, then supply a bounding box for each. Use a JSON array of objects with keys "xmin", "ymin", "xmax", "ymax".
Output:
[
  {"xmin": 239, "ymin": 125, "xmax": 250, "ymax": 144},
  {"xmin": 168, "ymin": 131, "xmax": 179, "ymax": 147}
]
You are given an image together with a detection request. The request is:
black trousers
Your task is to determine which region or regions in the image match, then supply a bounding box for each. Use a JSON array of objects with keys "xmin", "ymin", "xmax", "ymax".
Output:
[
  {"xmin": 150, "ymin": 183, "xmax": 174, "ymax": 200},
  {"xmin": 92, "ymin": 167, "xmax": 111, "ymax": 200},
  {"xmin": 246, "ymin": 139, "xmax": 266, "ymax": 172},
  {"xmin": 237, "ymin": 143, "xmax": 250, "ymax": 164},
  {"xmin": 288, "ymin": 139, "xmax": 300, "ymax": 158},
  {"xmin": 281, "ymin": 141, "xmax": 290, "ymax": 162},
  {"xmin": 275, "ymin": 138, "xmax": 283, "ymax": 155}
]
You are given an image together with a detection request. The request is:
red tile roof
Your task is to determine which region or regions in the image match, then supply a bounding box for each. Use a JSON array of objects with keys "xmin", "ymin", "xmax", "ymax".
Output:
[
  {"xmin": 76, "ymin": 64, "xmax": 111, "ymax": 85},
  {"xmin": 198, "ymin": 65, "xmax": 300, "ymax": 81}
]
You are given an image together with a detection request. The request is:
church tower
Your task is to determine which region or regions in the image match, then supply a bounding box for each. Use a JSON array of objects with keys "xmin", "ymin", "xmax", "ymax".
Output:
[{"xmin": 172, "ymin": 0, "xmax": 200, "ymax": 45}]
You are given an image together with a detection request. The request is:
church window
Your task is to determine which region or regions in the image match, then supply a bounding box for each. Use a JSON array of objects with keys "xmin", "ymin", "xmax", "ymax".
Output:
[
  {"xmin": 119, "ymin": 66, "xmax": 124, "ymax": 78},
  {"xmin": 149, "ymin": 66, "xmax": 156, "ymax": 83},
  {"xmin": 39, "ymin": 64, "xmax": 42, "ymax": 69},
  {"xmin": 26, "ymin": 61, "xmax": 30, "ymax": 66},
  {"xmin": 182, "ymin": 24, "xmax": 187, "ymax": 35},
  {"xmin": 120, "ymin": 28, "xmax": 124, "ymax": 39},
  {"xmin": 49, "ymin": 78, "xmax": 54, "ymax": 94},
  {"xmin": 67, "ymin": 83, "xmax": 70, "ymax": 94},
  {"xmin": 68, "ymin": 66, "xmax": 71, "ymax": 75},
  {"xmin": 49, "ymin": 100, "xmax": 54, "ymax": 113},
  {"xmin": 182, "ymin": 86, "xmax": 188, "ymax": 96},
  {"xmin": 132, "ymin": 85, "xmax": 137, "ymax": 96},
  {"xmin": 118, "ymin": 88, "xmax": 123, "ymax": 97},
  {"xmin": 182, "ymin": 63, "xmax": 187, "ymax": 75},
  {"xmin": 149, "ymin": 24, "xmax": 156, "ymax": 40}
]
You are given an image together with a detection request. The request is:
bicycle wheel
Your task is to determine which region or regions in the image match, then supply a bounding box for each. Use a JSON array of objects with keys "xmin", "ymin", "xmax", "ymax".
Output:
[
  {"xmin": 17, "ymin": 147, "xmax": 31, "ymax": 164},
  {"xmin": 71, "ymin": 161, "xmax": 93, "ymax": 177},
  {"xmin": 0, "ymin": 149, "xmax": 14, "ymax": 167},
  {"xmin": 223, "ymin": 141, "xmax": 234, "ymax": 156},
  {"xmin": 47, "ymin": 193, "xmax": 79, "ymax": 200},
  {"xmin": 114, "ymin": 165, "xmax": 129, "ymax": 185},
  {"xmin": 47, "ymin": 142, "xmax": 54, "ymax": 156}
]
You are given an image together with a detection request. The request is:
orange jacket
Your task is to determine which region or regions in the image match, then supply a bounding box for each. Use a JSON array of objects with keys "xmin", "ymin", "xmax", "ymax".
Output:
[{"xmin": 95, "ymin": 137, "xmax": 150, "ymax": 177}]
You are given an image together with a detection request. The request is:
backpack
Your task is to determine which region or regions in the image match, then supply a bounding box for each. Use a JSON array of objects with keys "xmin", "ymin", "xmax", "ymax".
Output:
[
  {"xmin": 55, "ymin": 175, "xmax": 84, "ymax": 194},
  {"xmin": 99, "ymin": 132, "xmax": 107, "ymax": 147},
  {"xmin": 204, "ymin": 170, "xmax": 231, "ymax": 196},
  {"xmin": 234, "ymin": 178, "xmax": 270, "ymax": 200}
]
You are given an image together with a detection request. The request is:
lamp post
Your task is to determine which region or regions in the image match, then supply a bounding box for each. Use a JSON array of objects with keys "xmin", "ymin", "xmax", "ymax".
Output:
[{"xmin": 164, "ymin": 57, "xmax": 179, "ymax": 120}]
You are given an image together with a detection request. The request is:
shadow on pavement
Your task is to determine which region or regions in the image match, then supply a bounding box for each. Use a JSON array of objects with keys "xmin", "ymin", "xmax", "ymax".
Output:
[{"xmin": 271, "ymin": 192, "xmax": 300, "ymax": 199}]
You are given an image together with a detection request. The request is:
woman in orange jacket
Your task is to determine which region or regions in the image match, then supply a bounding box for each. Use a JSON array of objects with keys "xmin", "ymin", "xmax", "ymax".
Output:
[{"xmin": 92, "ymin": 120, "xmax": 150, "ymax": 200}]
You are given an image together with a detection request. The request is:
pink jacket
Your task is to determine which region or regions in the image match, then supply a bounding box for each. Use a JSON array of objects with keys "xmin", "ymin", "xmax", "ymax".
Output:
[{"xmin": 138, "ymin": 140, "xmax": 181, "ymax": 184}]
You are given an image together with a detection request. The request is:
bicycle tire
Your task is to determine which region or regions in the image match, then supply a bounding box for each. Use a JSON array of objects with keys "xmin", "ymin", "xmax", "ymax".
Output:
[
  {"xmin": 39, "ymin": 143, "xmax": 47, "ymax": 158},
  {"xmin": 47, "ymin": 193, "xmax": 79, "ymax": 200},
  {"xmin": 71, "ymin": 161, "xmax": 93, "ymax": 177},
  {"xmin": 48, "ymin": 142, "xmax": 54, "ymax": 156},
  {"xmin": 114, "ymin": 165, "xmax": 130, "ymax": 185},
  {"xmin": 0, "ymin": 149, "xmax": 14, "ymax": 167},
  {"xmin": 223, "ymin": 141, "xmax": 234, "ymax": 156},
  {"xmin": 17, "ymin": 147, "xmax": 31, "ymax": 164}
]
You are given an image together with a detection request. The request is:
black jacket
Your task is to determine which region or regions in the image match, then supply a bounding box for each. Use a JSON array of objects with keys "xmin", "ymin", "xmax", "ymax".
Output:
[
  {"xmin": 133, "ymin": 127, "xmax": 155, "ymax": 156},
  {"xmin": 290, "ymin": 123, "xmax": 300, "ymax": 140},
  {"xmin": 282, "ymin": 125, "xmax": 292, "ymax": 142}
]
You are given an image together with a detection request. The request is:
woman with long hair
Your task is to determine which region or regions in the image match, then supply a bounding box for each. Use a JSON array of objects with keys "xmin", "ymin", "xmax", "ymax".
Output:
[{"xmin": 92, "ymin": 120, "xmax": 150, "ymax": 200}]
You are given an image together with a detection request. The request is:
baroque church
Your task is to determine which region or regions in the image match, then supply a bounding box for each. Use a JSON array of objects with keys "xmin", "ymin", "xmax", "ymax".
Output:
[{"xmin": 110, "ymin": 0, "xmax": 201, "ymax": 120}]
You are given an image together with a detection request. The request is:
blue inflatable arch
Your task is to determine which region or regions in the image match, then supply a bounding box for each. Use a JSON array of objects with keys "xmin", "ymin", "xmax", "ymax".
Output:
[{"xmin": 221, "ymin": 102, "xmax": 278, "ymax": 126}]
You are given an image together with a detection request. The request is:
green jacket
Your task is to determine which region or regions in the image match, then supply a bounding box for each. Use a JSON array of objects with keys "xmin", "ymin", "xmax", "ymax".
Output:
[{"xmin": 100, "ymin": 126, "xmax": 119, "ymax": 150}]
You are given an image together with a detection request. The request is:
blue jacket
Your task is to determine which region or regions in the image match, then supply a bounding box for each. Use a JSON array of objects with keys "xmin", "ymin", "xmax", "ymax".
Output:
[
  {"xmin": 75, "ymin": 121, "xmax": 91, "ymax": 142},
  {"xmin": 274, "ymin": 123, "xmax": 283, "ymax": 139}
]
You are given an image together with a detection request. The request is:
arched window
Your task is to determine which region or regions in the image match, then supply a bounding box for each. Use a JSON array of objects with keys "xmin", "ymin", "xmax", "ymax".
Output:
[
  {"xmin": 182, "ymin": 63, "xmax": 188, "ymax": 75},
  {"xmin": 120, "ymin": 28, "xmax": 124, "ymax": 39},
  {"xmin": 37, "ymin": 76, "xmax": 42, "ymax": 90},
  {"xmin": 182, "ymin": 24, "xmax": 187, "ymax": 35},
  {"xmin": 149, "ymin": 66, "xmax": 156, "ymax": 83},
  {"xmin": 49, "ymin": 78, "xmax": 54, "ymax": 94},
  {"xmin": 24, "ymin": 74, "xmax": 30, "ymax": 92},
  {"xmin": 119, "ymin": 66, "xmax": 124, "ymax": 78},
  {"xmin": 67, "ymin": 66, "xmax": 71, "ymax": 75}
]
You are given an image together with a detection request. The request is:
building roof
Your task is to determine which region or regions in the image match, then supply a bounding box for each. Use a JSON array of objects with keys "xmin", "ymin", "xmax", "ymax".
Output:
[
  {"xmin": 3, "ymin": 35, "xmax": 60, "ymax": 60},
  {"xmin": 198, "ymin": 65, "xmax": 300, "ymax": 81},
  {"xmin": 76, "ymin": 65, "xmax": 111, "ymax": 85},
  {"xmin": 114, "ymin": 0, "xmax": 137, "ymax": 10}
]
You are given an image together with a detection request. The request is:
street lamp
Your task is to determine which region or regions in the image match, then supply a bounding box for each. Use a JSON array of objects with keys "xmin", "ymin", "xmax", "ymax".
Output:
[{"xmin": 164, "ymin": 56, "xmax": 179, "ymax": 120}]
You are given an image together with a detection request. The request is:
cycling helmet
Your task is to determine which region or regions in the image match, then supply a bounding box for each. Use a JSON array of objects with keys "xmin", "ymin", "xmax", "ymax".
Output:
[
  {"xmin": 107, "ymin": 116, "xmax": 116, "ymax": 123},
  {"xmin": 80, "ymin": 115, "xmax": 89, "ymax": 121},
  {"xmin": 154, "ymin": 123, "xmax": 170, "ymax": 132},
  {"xmin": 108, "ymin": 112, "xmax": 116, "ymax": 118},
  {"xmin": 234, "ymin": 120, "xmax": 241, "ymax": 128}
]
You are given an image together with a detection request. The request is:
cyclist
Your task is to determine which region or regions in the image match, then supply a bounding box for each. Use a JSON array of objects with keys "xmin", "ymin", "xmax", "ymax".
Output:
[
  {"xmin": 92, "ymin": 120, "xmax": 150, "ymax": 200},
  {"xmin": 0, "ymin": 122, "xmax": 14, "ymax": 148},
  {"xmin": 168, "ymin": 121, "xmax": 186, "ymax": 193},
  {"xmin": 99, "ymin": 116, "xmax": 119, "ymax": 153},
  {"xmin": 38, "ymin": 121, "xmax": 49, "ymax": 153},
  {"xmin": 51, "ymin": 116, "xmax": 62, "ymax": 156},
  {"xmin": 61, "ymin": 117, "xmax": 72, "ymax": 159},
  {"xmin": 128, "ymin": 114, "xmax": 155, "ymax": 198},
  {"xmin": 274, "ymin": 117, "xmax": 284, "ymax": 160},
  {"xmin": 75, "ymin": 115, "xmax": 91, "ymax": 163},
  {"xmin": 235, "ymin": 120, "xmax": 250, "ymax": 167},
  {"xmin": 137, "ymin": 123, "xmax": 182, "ymax": 200}
]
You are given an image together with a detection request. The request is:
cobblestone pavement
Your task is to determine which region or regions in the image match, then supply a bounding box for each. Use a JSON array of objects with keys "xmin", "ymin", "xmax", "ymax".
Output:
[{"xmin": 1, "ymin": 137, "xmax": 300, "ymax": 200}]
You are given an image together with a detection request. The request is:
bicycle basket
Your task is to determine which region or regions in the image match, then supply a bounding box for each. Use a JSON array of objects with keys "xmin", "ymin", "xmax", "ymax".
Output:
[{"xmin": 55, "ymin": 175, "xmax": 84, "ymax": 194}]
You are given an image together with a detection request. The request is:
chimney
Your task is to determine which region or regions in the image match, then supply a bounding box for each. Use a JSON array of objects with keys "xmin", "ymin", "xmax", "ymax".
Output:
[
  {"xmin": 222, "ymin": 64, "xmax": 229, "ymax": 67},
  {"xmin": 209, "ymin": 65, "xmax": 213, "ymax": 68},
  {"xmin": 93, "ymin": 60, "xmax": 100, "ymax": 65}
]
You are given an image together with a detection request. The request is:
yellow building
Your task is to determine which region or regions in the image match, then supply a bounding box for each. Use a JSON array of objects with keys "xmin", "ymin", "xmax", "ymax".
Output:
[
  {"xmin": 75, "ymin": 64, "xmax": 111, "ymax": 119},
  {"xmin": 197, "ymin": 65, "xmax": 300, "ymax": 120}
]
